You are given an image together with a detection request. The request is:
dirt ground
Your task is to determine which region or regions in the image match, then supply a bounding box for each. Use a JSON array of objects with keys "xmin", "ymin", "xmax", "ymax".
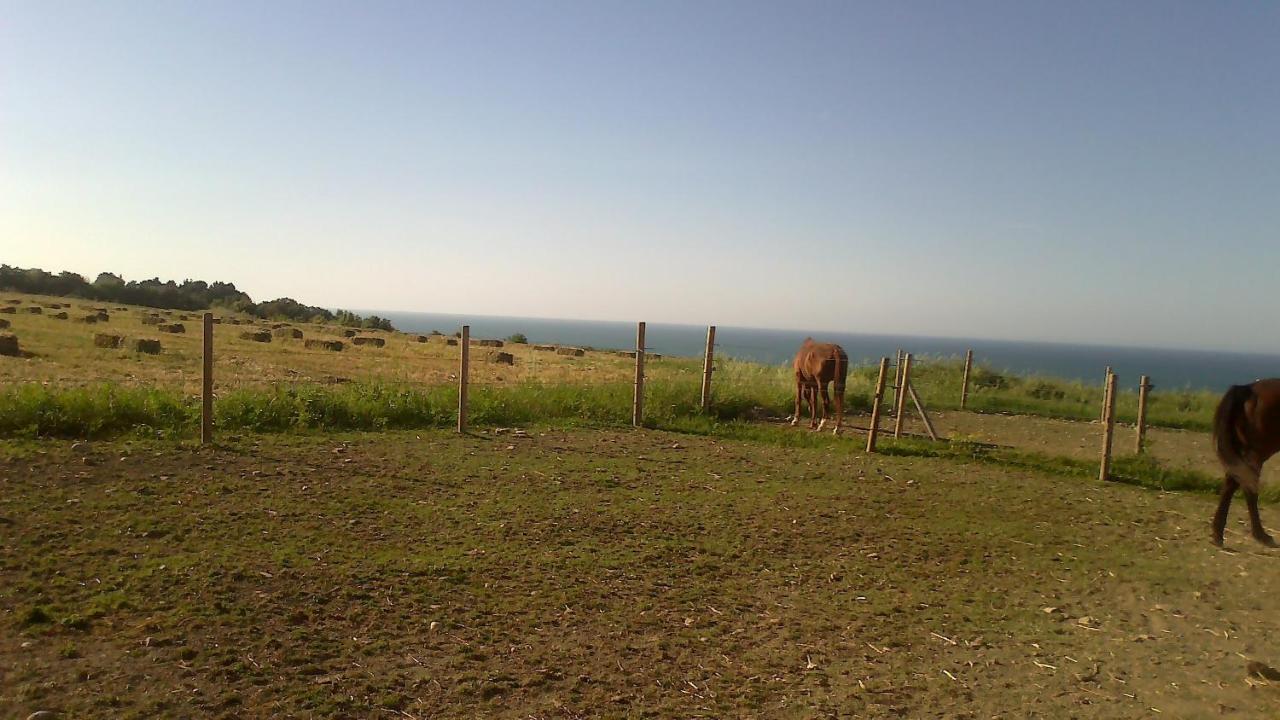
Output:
[{"xmin": 4, "ymin": 427, "xmax": 1280, "ymax": 718}]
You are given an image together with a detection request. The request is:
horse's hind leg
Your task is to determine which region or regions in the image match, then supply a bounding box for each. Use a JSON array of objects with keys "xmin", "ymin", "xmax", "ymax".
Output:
[
  {"xmin": 1245, "ymin": 488, "xmax": 1277, "ymax": 547},
  {"xmin": 816, "ymin": 381, "xmax": 832, "ymax": 431},
  {"xmin": 791, "ymin": 379, "xmax": 803, "ymax": 426},
  {"xmin": 1212, "ymin": 476, "xmax": 1239, "ymax": 547},
  {"xmin": 808, "ymin": 383, "xmax": 820, "ymax": 429}
]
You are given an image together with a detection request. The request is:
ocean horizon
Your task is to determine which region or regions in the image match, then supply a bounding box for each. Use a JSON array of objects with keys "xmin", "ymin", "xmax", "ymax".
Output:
[{"xmin": 362, "ymin": 310, "xmax": 1279, "ymax": 392}]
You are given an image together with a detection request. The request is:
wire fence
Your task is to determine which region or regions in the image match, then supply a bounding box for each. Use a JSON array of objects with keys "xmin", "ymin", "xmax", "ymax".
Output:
[{"xmin": 0, "ymin": 306, "xmax": 1227, "ymax": 487}]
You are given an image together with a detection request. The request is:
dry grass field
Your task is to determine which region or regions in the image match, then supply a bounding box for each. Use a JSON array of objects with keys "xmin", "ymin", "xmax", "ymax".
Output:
[{"xmin": 0, "ymin": 292, "xmax": 677, "ymax": 393}]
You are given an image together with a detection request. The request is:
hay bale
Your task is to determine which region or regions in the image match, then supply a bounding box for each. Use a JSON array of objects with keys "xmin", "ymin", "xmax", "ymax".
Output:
[
  {"xmin": 22, "ymin": 306, "xmax": 42, "ymax": 315},
  {"xmin": 414, "ymin": 335, "xmax": 429, "ymax": 343},
  {"xmin": 94, "ymin": 333, "xmax": 123, "ymax": 349},
  {"xmin": 485, "ymin": 351, "xmax": 515, "ymax": 365},
  {"xmin": 533, "ymin": 344, "xmax": 556, "ymax": 352},
  {"xmin": 351, "ymin": 336, "xmax": 386, "ymax": 347},
  {"xmin": 75, "ymin": 314, "xmax": 97, "ymax": 323},
  {"xmin": 476, "ymin": 339, "xmax": 504, "ymax": 348},
  {"xmin": 445, "ymin": 338, "xmax": 458, "ymax": 346},
  {"xmin": 141, "ymin": 315, "xmax": 163, "ymax": 325},
  {"xmin": 272, "ymin": 327, "xmax": 303, "ymax": 339},
  {"xmin": 615, "ymin": 350, "xmax": 637, "ymax": 358},
  {"xmin": 129, "ymin": 338, "xmax": 162, "ymax": 354},
  {"xmin": 556, "ymin": 347, "xmax": 585, "ymax": 357},
  {"xmin": 305, "ymin": 339, "xmax": 343, "ymax": 352},
  {"xmin": 0, "ymin": 333, "xmax": 19, "ymax": 356},
  {"xmin": 342, "ymin": 329, "xmax": 358, "ymax": 338},
  {"xmin": 94, "ymin": 311, "xmax": 109, "ymax": 321},
  {"xmin": 0, "ymin": 307, "xmax": 14, "ymax": 314},
  {"xmin": 51, "ymin": 311, "xmax": 69, "ymax": 320},
  {"xmin": 4, "ymin": 299, "xmax": 20, "ymax": 305},
  {"xmin": 240, "ymin": 331, "xmax": 271, "ymax": 343},
  {"xmin": 157, "ymin": 323, "xmax": 185, "ymax": 334},
  {"xmin": 114, "ymin": 306, "xmax": 128, "ymax": 311},
  {"xmin": 0, "ymin": 319, "xmax": 8, "ymax": 330}
]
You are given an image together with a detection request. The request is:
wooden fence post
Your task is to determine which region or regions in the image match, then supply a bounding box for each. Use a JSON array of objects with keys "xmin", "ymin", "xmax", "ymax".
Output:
[
  {"xmin": 700, "ymin": 325, "xmax": 715, "ymax": 412},
  {"xmin": 1100, "ymin": 372, "xmax": 1118, "ymax": 481},
  {"xmin": 866, "ymin": 357, "xmax": 890, "ymax": 453},
  {"xmin": 1135, "ymin": 375, "xmax": 1152, "ymax": 454},
  {"xmin": 894, "ymin": 353, "xmax": 913, "ymax": 438},
  {"xmin": 457, "ymin": 325, "xmax": 470, "ymax": 433},
  {"xmin": 891, "ymin": 348, "xmax": 903, "ymax": 410},
  {"xmin": 1100, "ymin": 366, "xmax": 1113, "ymax": 422},
  {"xmin": 633, "ymin": 322, "xmax": 646, "ymax": 427},
  {"xmin": 960, "ymin": 349, "xmax": 973, "ymax": 410},
  {"xmin": 201, "ymin": 312, "xmax": 213, "ymax": 444}
]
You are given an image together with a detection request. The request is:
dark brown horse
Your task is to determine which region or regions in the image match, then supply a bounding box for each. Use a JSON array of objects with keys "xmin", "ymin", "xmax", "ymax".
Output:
[
  {"xmin": 791, "ymin": 338, "xmax": 849, "ymax": 434},
  {"xmin": 1212, "ymin": 379, "xmax": 1280, "ymax": 547}
]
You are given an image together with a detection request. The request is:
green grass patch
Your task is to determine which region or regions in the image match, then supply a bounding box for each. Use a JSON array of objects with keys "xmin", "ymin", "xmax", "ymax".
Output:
[{"xmin": 0, "ymin": 356, "xmax": 1219, "ymax": 440}]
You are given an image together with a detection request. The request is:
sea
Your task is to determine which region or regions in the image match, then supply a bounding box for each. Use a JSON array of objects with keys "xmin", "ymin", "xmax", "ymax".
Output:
[{"xmin": 368, "ymin": 311, "xmax": 1280, "ymax": 392}]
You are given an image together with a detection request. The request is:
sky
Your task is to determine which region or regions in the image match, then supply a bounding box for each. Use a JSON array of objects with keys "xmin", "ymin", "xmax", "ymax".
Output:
[{"xmin": 2, "ymin": 1, "xmax": 1278, "ymax": 352}]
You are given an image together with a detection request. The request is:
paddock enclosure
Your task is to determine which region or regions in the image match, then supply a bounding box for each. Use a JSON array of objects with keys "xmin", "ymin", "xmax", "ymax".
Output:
[{"xmin": 3, "ymin": 290, "xmax": 1280, "ymax": 717}]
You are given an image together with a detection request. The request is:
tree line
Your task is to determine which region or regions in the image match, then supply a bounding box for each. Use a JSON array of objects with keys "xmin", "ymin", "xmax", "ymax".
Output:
[{"xmin": 0, "ymin": 265, "xmax": 394, "ymax": 330}]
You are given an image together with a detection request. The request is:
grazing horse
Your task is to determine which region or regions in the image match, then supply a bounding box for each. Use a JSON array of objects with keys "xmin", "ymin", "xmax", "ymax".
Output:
[
  {"xmin": 791, "ymin": 338, "xmax": 849, "ymax": 434},
  {"xmin": 1212, "ymin": 379, "xmax": 1280, "ymax": 547}
]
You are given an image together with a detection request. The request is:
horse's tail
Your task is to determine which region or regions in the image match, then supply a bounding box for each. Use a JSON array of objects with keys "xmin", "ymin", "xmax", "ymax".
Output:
[
  {"xmin": 833, "ymin": 347, "xmax": 849, "ymax": 392},
  {"xmin": 1214, "ymin": 383, "xmax": 1253, "ymax": 468}
]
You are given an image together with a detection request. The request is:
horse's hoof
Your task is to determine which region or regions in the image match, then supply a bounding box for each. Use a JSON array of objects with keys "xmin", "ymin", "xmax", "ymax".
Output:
[
  {"xmin": 1211, "ymin": 535, "xmax": 1225, "ymax": 548},
  {"xmin": 1255, "ymin": 534, "xmax": 1278, "ymax": 548}
]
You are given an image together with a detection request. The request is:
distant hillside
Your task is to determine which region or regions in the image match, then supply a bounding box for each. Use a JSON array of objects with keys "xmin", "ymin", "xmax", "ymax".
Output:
[{"xmin": 0, "ymin": 265, "xmax": 394, "ymax": 330}]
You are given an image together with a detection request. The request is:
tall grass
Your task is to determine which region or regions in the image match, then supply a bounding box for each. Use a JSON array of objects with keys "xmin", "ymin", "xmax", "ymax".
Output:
[
  {"xmin": 0, "ymin": 384, "xmax": 195, "ymax": 439},
  {"xmin": 0, "ymin": 355, "xmax": 1222, "ymax": 440},
  {"xmin": 901, "ymin": 358, "xmax": 1218, "ymax": 431}
]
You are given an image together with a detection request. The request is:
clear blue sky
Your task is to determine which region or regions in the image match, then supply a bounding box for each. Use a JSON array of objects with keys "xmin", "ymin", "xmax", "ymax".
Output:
[{"xmin": 2, "ymin": 1, "xmax": 1277, "ymax": 352}]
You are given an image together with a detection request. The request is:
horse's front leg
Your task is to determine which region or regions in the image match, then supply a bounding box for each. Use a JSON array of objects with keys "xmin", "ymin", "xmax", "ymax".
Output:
[{"xmin": 791, "ymin": 378, "xmax": 803, "ymax": 426}]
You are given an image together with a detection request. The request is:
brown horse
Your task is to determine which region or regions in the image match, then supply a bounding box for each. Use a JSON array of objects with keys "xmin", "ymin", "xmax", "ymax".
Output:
[
  {"xmin": 791, "ymin": 338, "xmax": 849, "ymax": 434},
  {"xmin": 1212, "ymin": 379, "xmax": 1280, "ymax": 547}
]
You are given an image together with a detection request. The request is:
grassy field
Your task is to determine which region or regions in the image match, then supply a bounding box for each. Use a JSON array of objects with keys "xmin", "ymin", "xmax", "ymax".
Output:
[
  {"xmin": 0, "ymin": 291, "xmax": 1225, "ymax": 441},
  {"xmin": 5, "ymin": 291, "xmax": 1278, "ymax": 717},
  {"xmin": 4, "ymin": 428, "xmax": 1280, "ymax": 719}
]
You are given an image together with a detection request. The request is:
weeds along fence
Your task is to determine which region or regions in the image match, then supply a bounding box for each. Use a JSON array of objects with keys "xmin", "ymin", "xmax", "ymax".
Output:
[
  {"xmin": 0, "ymin": 308, "xmax": 1224, "ymax": 477},
  {"xmin": 0, "ymin": 300, "xmax": 1242, "ymax": 505},
  {"xmin": 0, "ymin": 315, "xmax": 810, "ymax": 439}
]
